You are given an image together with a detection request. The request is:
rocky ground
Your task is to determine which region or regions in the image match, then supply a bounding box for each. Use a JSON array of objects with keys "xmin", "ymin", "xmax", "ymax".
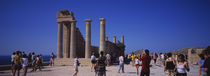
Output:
[{"xmin": 0, "ymin": 62, "xmax": 199, "ymax": 76}]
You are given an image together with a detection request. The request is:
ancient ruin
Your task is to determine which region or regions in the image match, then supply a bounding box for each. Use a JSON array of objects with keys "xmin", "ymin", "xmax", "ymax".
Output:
[
  {"xmin": 188, "ymin": 48, "xmax": 204, "ymax": 65},
  {"xmin": 54, "ymin": 10, "xmax": 125, "ymax": 65}
]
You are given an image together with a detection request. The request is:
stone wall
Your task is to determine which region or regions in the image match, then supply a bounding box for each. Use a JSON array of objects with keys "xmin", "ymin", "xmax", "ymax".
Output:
[
  {"xmin": 104, "ymin": 41, "xmax": 124, "ymax": 58},
  {"xmin": 188, "ymin": 48, "xmax": 204, "ymax": 65},
  {"xmin": 90, "ymin": 46, "xmax": 99, "ymax": 57},
  {"xmin": 76, "ymin": 28, "xmax": 85, "ymax": 58}
]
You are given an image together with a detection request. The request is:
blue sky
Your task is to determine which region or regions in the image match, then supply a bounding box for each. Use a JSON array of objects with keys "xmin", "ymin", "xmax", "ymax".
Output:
[{"xmin": 0, "ymin": 0, "xmax": 209, "ymax": 55}]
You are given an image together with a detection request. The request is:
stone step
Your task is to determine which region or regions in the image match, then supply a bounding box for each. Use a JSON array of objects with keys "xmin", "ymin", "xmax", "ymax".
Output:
[{"xmin": 55, "ymin": 58, "xmax": 91, "ymax": 66}]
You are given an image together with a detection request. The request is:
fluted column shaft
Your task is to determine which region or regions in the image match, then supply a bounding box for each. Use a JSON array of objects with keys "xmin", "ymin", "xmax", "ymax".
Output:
[
  {"xmin": 70, "ymin": 20, "xmax": 77, "ymax": 58},
  {"xmin": 85, "ymin": 19, "xmax": 91, "ymax": 58},
  {"xmin": 113, "ymin": 36, "xmax": 116, "ymax": 44},
  {"xmin": 57, "ymin": 22, "xmax": 63, "ymax": 58},
  {"xmin": 100, "ymin": 18, "xmax": 106, "ymax": 52},
  {"xmin": 64, "ymin": 23, "xmax": 70, "ymax": 58},
  {"xmin": 121, "ymin": 35, "xmax": 124, "ymax": 44}
]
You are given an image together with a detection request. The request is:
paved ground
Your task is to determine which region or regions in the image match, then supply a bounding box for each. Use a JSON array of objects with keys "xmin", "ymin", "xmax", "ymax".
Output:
[{"xmin": 0, "ymin": 63, "xmax": 199, "ymax": 76}]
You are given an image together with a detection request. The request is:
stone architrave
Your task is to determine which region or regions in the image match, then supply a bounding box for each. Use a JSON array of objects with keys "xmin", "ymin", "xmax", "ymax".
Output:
[
  {"xmin": 57, "ymin": 22, "xmax": 63, "ymax": 58},
  {"xmin": 100, "ymin": 18, "xmax": 106, "ymax": 52},
  {"xmin": 70, "ymin": 20, "xmax": 77, "ymax": 58},
  {"xmin": 64, "ymin": 23, "xmax": 70, "ymax": 58},
  {"xmin": 121, "ymin": 35, "xmax": 124, "ymax": 44},
  {"xmin": 113, "ymin": 36, "xmax": 116, "ymax": 44},
  {"xmin": 85, "ymin": 19, "xmax": 91, "ymax": 58}
]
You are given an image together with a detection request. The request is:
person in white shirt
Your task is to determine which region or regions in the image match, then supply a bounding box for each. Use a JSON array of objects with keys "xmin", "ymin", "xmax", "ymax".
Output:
[
  {"xmin": 135, "ymin": 56, "xmax": 140, "ymax": 75},
  {"xmin": 22, "ymin": 54, "xmax": 28, "ymax": 76},
  {"xmin": 118, "ymin": 55, "xmax": 124, "ymax": 73},
  {"xmin": 106, "ymin": 54, "xmax": 111, "ymax": 66},
  {"xmin": 11, "ymin": 52, "xmax": 15, "ymax": 74},
  {"xmin": 161, "ymin": 53, "xmax": 165, "ymax": 66},
  {"xmin": 74, "ymin": 57, "xmax": 79, "ymax": 76},
  {"xmin": 91, "ymin": 53, "xmax": 96, "ymax": 72}
]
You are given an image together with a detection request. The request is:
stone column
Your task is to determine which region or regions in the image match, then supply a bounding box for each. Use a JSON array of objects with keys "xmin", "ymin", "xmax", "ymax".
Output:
[
  {"xmin": 85, "ymin": 19, "xmax": 91, "ymax": 58},
  {"xmin": 100, "ymin": 18, "xmax": 106, "ymax": 52},
  {"xmin": 57, "ymin": 22, "xmax": 63, "ymax": 58},
  {"xmin": 113, "ymin": 36, "xmax": 116, "ymax": 44},
  {"xmin": 64, "ymin": 23, "xmax": 70, "ymax": 58},
  {"xmin": 121, "ymin": 35, "xmax": 124, "ymax": 44},
  {"xmin": 70, "ymin": 20, "xmax": 77, "ymax": 58},
  {"xmin": 105, "ymin": 36, "xmax": 108, "ymax": 41}
]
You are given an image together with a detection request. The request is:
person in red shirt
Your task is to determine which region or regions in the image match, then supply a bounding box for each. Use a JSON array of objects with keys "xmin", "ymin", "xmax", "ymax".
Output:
[{"xmin": 139, "ymin": 49, "xmax": 151, "ymax": 76}]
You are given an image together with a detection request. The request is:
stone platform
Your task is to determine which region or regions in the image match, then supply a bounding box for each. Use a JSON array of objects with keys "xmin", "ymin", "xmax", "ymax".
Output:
[{"xmin": 54, "ymin": 58, "xmax": 91, "ymax": 66}]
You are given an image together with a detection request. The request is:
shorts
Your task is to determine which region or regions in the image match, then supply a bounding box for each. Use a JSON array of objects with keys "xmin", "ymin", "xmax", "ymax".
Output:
[
  {"xmin": 50, "ymin": 58, "xmax": 54, "ymax": 62},
  {"xmin": 91, "ymin": 60, "xmax": 96, "ymax": 64},
  {"xmin": 14, "ymin": 63, "xmax": 22, "ymax": 70},
  {"xmin": 74, "ymin": 64, "xmax": 78, "ymax": 71},
  {"xmin": 11, "ymin": 61, "xmax": 14, "ymax": 65},
  {"xmin": 135, "ymin": 64, "xmax": 140, "ymax": 66}
]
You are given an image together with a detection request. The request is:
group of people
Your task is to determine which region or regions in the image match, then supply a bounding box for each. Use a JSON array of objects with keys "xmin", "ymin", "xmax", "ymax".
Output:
[
  {"xmin": 88, "ymin": 50, "xmax": 151, "ymax": 76},
  {"xmin": 131, "ymin": 51, "xmax": 190, "ymax": 76},
  {"xmin": 131, "ymin": 50, "xmax": 152, "ymax": 76},
  {"xmin": 163, "ymin": 47, "xmax": 210, "ymax": 76},
  {"xmin": 11, "ymin": 51, "xmax": 55, "ymax": 76},
  {"xmin": 11, "ymin": 46, "xmax": 210, "ymax": 76},
  {"xmin": 128, "ymin": 47, "xmax": 210, "ymax": 76}
]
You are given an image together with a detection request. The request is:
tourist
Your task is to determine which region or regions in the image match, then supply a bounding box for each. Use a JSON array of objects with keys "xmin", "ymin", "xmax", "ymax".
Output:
[
  {"xmin": 131, "ymin": 55, "xmax": 135, "ymax": 66},
  {"xmin": 91, "ymin": 53, "xmax": 96, "ymax": 72},
  {"xmin": 118, "ymin": 55, "xmax": 124, "ymax": 73},
  {"xmin": 160, "ymin": 53, "xmax": 165, "ymax": 66},
  {"xmin": 31, "ymin": 52, "xmax": 36, "ymax": 69},
  {"xmin": 175, "ymin": 54, "xmax": 190, "ymax": 76},
  {"xmin": 97, "ymin": 51, "xmax": 106, "ymax": 76},
  {"xmin": 164, "ymin": 53, "xmax": 175, "ymax": 76},
  {"xmin": 73, "ymin": 56, "xmax": 80, "ymax": 76},
  {"xmin": 50, "ymin": 52, "xmax": 55, "ymax": 66},
  {"xmin": 11, "ymin": 52, "xmax": 15, "ymax": 74},
  {"xmin": 199, "ymin": 54, "xmax": 207, "ymax": 76},
  {"xmin": 39, "ymin": 54, "xmax": 44, "ymax": 68},
  {"xmin": 13, "ymin": 51, "xmax": 22, "ymax": 76},
  {"xmin": 94, "ymin": 64, "xmax": 98, "ymax": 76},
  {"xmin": 21, "ymin": 54, "xmax": 28, "ymax": 76},
  {"xmin": 135, "ymin": 56, "xmax": 140, "ymax": 75},
  {"xmin": 106, "ymin": 53, "xmax": 111, "ymax": 66},
  {"xmin": 33, "ymin": 55, "xmax": 42, "ymax": 71},
  {"xmin": 153, "ymin": 53, "xmax": 158, "ymax": 64},
  {"xmin": 203, "ymin": 46, "xmax": 210, "ymax": 76},
  {"xmin": 28, "ymin": 53, "xmax": 32, "ymax": 66},
  {"xmin": 139, "ymin": 49, "xmax": 151, "ymax": 76}
]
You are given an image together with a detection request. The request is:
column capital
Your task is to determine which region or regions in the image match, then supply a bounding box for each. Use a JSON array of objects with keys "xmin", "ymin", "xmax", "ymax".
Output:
[
  {"xmin": 99, "ymin": 18, "xmax": 105, "ymax": 21},
  {"xmin": 85, "ymin": 19, "xmax": 92, "ymax": 22}
]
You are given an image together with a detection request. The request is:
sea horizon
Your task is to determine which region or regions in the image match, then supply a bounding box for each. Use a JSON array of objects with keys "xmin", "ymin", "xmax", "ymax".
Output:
[{"xmin": 0, "ymin": 55, "xmax": 52, "ymax": 65}]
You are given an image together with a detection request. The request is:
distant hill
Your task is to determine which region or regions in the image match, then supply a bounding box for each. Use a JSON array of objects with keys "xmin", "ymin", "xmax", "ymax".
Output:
[
  {"xmin": 127, "ymin": 49, "xmax": 144, "ymax": 55},
  {"xmin": 127, "ymin": 47, "xmax": 206, "ymax": 55},
  {"xmin": 169, "ymin": 47, "xmax": 206, "ymax": 55}
]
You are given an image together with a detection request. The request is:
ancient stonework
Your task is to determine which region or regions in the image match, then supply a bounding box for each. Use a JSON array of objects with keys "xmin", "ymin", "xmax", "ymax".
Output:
[
  {"xmin": 188, "ymin": 48, "xmax": 204, "ymax": 65},
  {"xmin": 55, "ymin": 10, "xmax": 125, "ymax": 66}
]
